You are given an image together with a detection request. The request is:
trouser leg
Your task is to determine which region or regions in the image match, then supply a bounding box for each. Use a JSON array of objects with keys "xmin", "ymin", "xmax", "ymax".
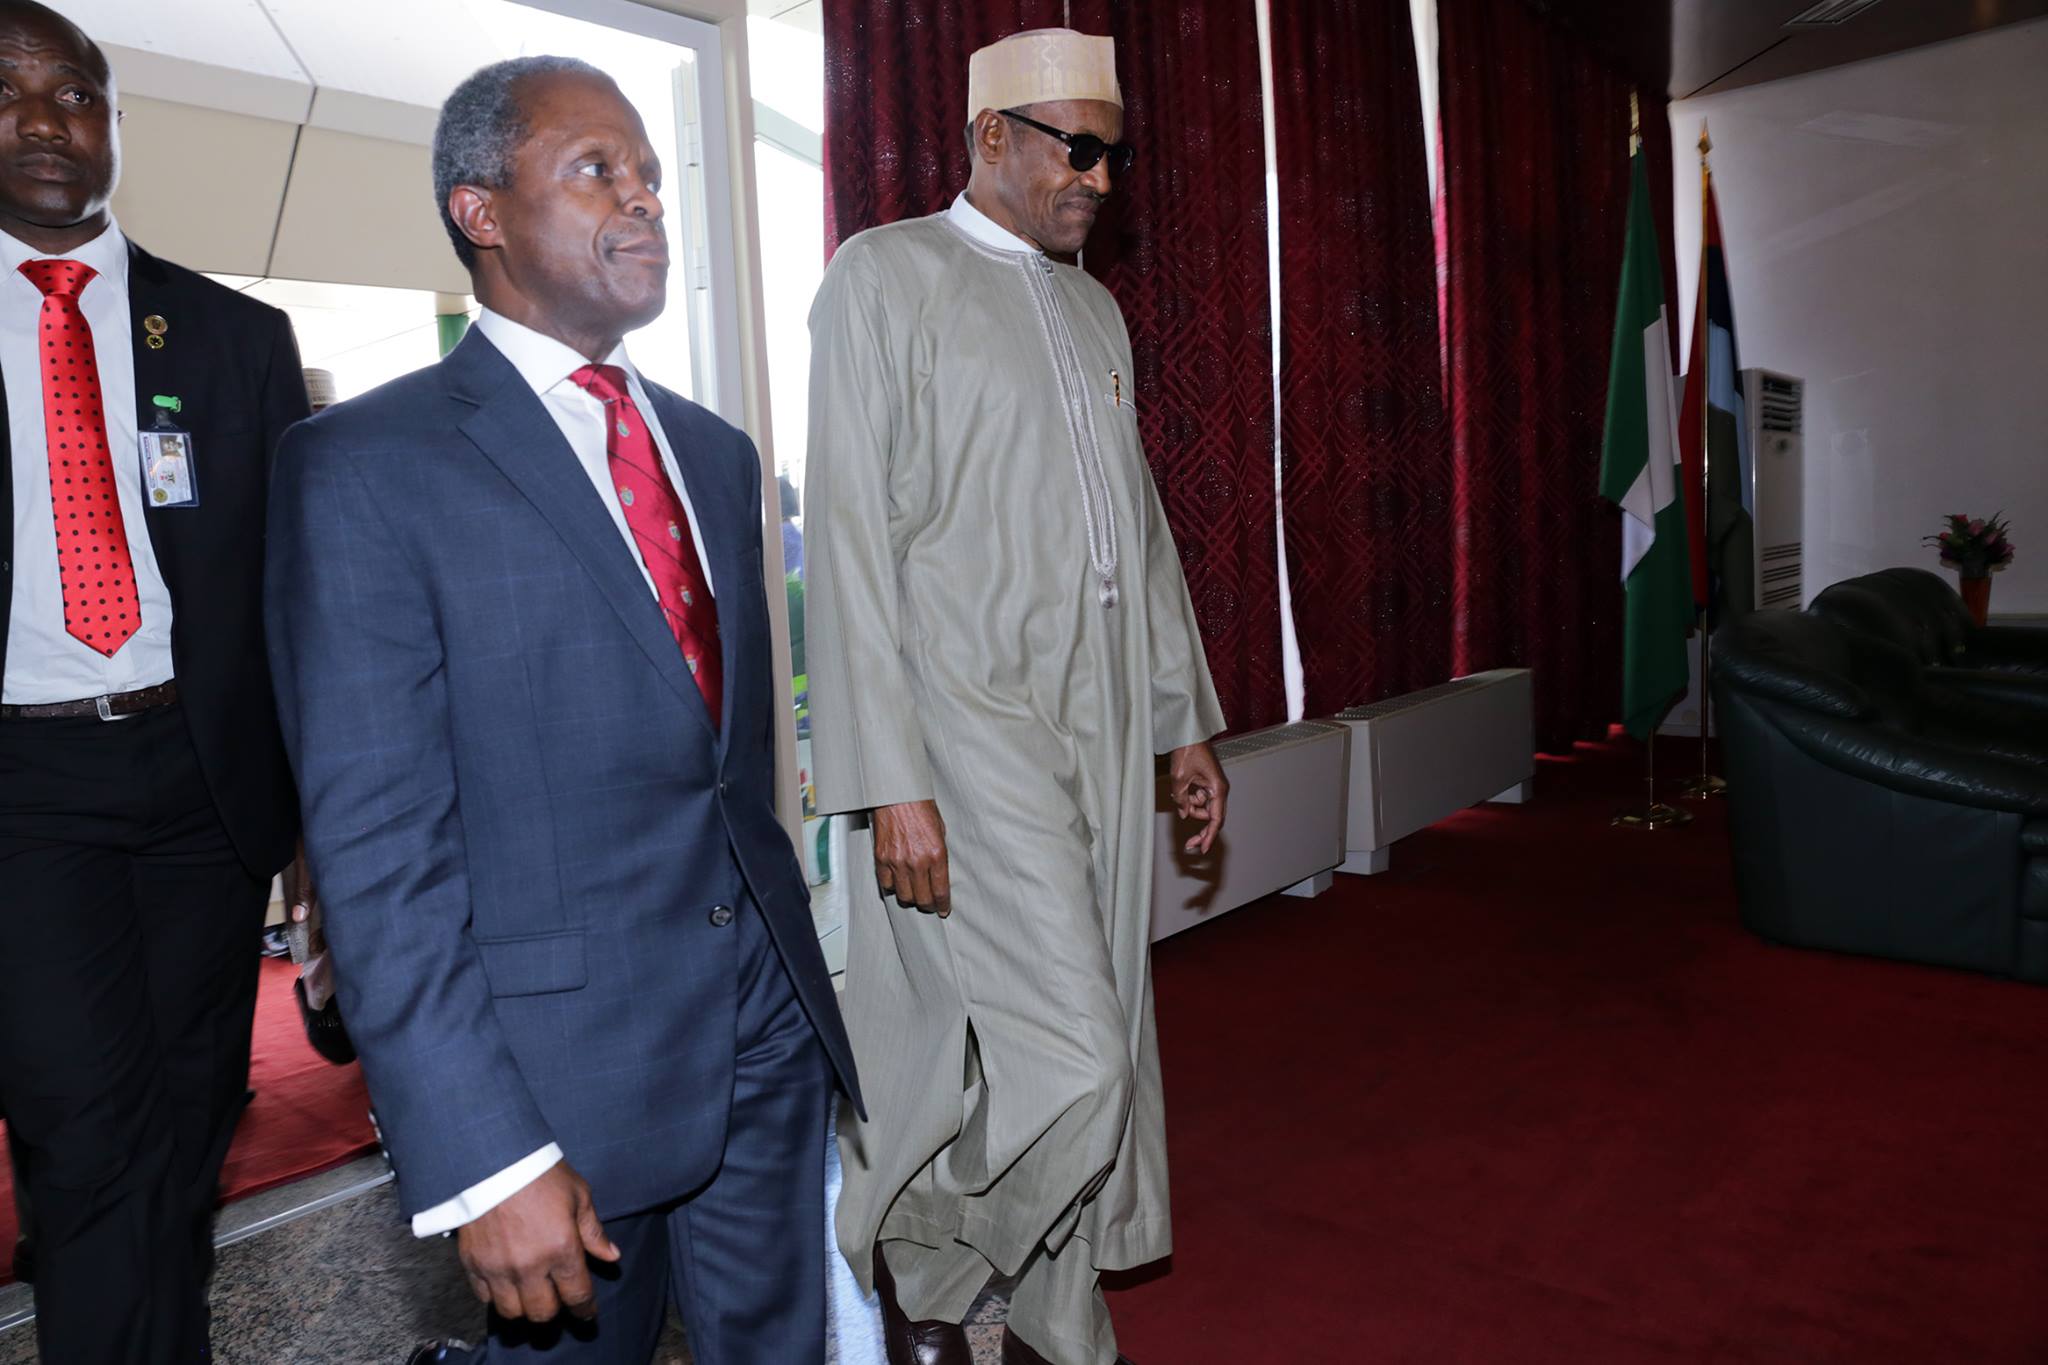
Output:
[
  {"xmin": 666, "ymin": 902, "xmax": 833, "ymax": 1365},
  {"xmin": 1004, "ymin": 1238, "xmax": 1117, "ymax": 1365},
  {"xmin": 875, "ymin": 1236, "xmax": 992, "ymax": 1326},
  {"xmin": 130, "ymin": 709, "xmax": 269, "ymax": 1287},
  {"xmin": 0, "ymin": 714, "xmax": 202, "ymax": 1364}
]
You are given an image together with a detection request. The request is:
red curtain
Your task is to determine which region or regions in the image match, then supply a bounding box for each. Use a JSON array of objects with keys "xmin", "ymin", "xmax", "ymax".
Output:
[
  {"xmin": 822, "ymin": 0, "xmax": 1285, "ymax": 731},
  {"xmin": 1437, "ymin": 0, "xmax": 1637, "ymax": 750},
  {"xmin": 1270, "ymin": 0, "xmax": 1452, "ymax": 716},
  {"xmin": 822, "ymin": 0, "xmax": 1063, "ymax": 258},
  {"xmin": 1071, "ymin": 0, "xmax": 1284, "ymax": 732}
]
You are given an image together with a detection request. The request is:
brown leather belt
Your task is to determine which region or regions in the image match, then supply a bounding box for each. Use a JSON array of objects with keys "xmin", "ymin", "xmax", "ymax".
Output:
[{"xmin": 0, "ymin": 679, "xmax": 180, "ymax": 721}]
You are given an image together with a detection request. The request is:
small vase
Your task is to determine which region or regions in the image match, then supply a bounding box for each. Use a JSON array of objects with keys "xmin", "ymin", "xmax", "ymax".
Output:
[{"xmin": 1958, "ymin": 573, "xmax": 1991, "ymax": 627}]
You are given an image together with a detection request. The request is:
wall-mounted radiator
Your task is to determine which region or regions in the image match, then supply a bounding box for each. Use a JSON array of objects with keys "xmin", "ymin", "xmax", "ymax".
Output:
[
  {"xmin": 1150, "ymin": 720, "xmax": 1351, "ymax": 942},
  {"xmin": 1335, "ymin": 669, "xmax": 1535, "ymax": 875}
]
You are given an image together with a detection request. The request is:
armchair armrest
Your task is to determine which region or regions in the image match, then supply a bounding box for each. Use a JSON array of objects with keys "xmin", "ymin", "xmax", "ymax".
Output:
[
  {"xmin": 1763, "ymin": 700, "xmax": 2048, "ymax": 816},
  {"xmin": 1925, "ymin": 667, "xmax": 2048, "ymax": 715},
  {"xmin": 1965, "ymin": 624, "xmax": 2048, "ymax": 676},
  {"xmin": 1920, "ymin": 673, "xmax": 2048, "ymax": 758}
]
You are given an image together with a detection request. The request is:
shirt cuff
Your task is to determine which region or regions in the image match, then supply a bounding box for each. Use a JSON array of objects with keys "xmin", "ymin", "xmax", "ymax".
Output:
[{"xmin": 410, "ymin": 1143, "xmax": 564, "ymax": 1238}]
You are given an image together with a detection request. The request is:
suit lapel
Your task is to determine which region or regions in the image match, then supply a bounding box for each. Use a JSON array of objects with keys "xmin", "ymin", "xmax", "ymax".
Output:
[
  {"xmin": 644, "ymin": 383, "xmax": 746, "ymax": 754},
  {"xmin": 126, "ymin": 245, "xmax": 188, "ymax": 597},
  {"xmin": 444, "ymin": 333, "xmax": 715, "ymax": 740}
]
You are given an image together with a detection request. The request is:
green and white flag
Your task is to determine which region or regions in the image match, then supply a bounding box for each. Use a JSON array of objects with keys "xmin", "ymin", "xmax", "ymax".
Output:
[{"xmin": 1599, "ymin": 146, "xmax": 1692, "ymax": 740}]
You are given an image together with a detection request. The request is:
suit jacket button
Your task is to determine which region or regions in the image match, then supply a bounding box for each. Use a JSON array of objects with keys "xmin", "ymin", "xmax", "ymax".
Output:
[
  {"xmin": 719, "ymin": 781, "xmax": 731, "ymax": 796},
  {"xmin": 709, "ymin": 905, "xmax": 734, "ymax": 927}
]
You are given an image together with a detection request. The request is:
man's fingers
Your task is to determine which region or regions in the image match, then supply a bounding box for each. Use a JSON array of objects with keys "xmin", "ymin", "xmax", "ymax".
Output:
[
  {"xmin": 465, "ymin": 1270, "xmax": 494, "ymax": 1307},
  {"xmin": 486, "ymin": 1273, "xmax": 526, "ymax": 1322},
  {"xmin": 515, "ymin": 1267, "xmax": 562, "ymax": 1324},
  {"xmin": 552, "ymin": 1257, "xmax": 600, "ymax": 1322},
  {"xmin": 576, "ymin": 1196, "xmax": 621, "ymax": 1264},
  {"xmin": 904, "ymin": 862, "xmax": 935, "ymax": 911},
  {"xmin": 931, "ymin": 855, "xmax": 952, "ymax": 917},
  {"xmin": 1199, "ymin": 795, "xmax": 1227, "ymax": 853}
]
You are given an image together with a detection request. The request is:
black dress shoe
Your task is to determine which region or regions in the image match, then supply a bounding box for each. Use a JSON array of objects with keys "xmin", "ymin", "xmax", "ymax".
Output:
[
  {"xmin": 1001, "ymin": 1330, "xmax": 1135, "ymax": 1365},
  {"xmin": 10, "ymin": 1235, "xmax": 31, "ymax": 1285},
  {"xmin": 875, "ymin": 1247, "xmax": 972, "ymax": 1365},
  {"xmin": 404, "ymin": 1341, "xmax": 474, "ymax": 1365},
  {"xmin": 295, "ymin": 976, "xmax": 357, "ymax": 1065}
]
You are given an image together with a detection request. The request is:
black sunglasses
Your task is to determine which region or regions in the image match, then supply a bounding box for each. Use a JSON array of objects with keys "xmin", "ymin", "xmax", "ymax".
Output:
[{"xmin": 1000, "ymin": 109, "xmax": 1136, "ymax": 178}]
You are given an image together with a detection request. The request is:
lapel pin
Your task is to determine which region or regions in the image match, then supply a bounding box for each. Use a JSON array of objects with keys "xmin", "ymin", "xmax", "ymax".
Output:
[{"xmin": 143, "ymin": 314, "xmax": 168, "ymax": 350}]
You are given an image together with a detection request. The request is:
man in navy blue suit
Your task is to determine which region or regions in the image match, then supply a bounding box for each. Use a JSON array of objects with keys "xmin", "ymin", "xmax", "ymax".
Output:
[{"xmin": 265, "ymin": 56, "xmax": 858, "ymax": 1365}]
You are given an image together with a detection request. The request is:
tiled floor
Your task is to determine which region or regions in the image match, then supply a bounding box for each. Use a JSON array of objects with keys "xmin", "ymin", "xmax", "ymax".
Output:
[{"xmin": 0, "ymin": 1168, "xmax": 1011, "ymax": 1364}]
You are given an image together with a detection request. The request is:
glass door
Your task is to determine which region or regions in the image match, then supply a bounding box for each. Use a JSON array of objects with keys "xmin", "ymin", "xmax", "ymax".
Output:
[{"xmin": 481, "ymin": 0, "xmax": 745, "ymax": 422}]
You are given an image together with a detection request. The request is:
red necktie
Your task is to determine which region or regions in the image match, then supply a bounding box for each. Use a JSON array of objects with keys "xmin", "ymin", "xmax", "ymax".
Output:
[
  {"xmin": 572, "ymin": 364, "xmax": 723, "ymax": 722},
  {"xmin": 19, "ymin": 258, "xmax": 139, "ymax": 657}
]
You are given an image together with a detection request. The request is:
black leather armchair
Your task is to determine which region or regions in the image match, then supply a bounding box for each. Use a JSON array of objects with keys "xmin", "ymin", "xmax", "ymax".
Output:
[
  {"xmin": 1712, "ymin": 609, "xmax": 2048, "ymax": 982},
  {"xmin": 1811, "ymin": 567, "xmax": 2048, "ymax": 675}
]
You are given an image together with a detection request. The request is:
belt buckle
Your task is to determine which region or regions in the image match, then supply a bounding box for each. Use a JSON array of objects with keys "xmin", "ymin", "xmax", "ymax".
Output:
[{"xmin": 95, "ymin": 694, "xmax": 116, "ymax": 722}]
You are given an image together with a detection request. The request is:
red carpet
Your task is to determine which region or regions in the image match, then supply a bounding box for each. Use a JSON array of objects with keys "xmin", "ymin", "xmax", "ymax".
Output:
[
  {"xmin": 0, "ymin": 956, "xmax": 378, "ymax": 1285},
  {"xmin": 1108, "ymin": 737, "xmax": 2048, "ymax": 1363}
]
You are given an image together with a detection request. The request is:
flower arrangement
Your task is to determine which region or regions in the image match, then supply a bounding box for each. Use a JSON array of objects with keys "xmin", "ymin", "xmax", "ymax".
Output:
[{"xmin": 1926, "ymin": 512, "xmax": 2015, "ymax": 579}]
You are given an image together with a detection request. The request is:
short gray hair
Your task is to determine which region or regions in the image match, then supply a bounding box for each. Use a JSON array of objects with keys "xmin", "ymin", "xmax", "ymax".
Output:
[{"xmin": 432, "ymin": 55, "xmax": 604, "ymax": 270}]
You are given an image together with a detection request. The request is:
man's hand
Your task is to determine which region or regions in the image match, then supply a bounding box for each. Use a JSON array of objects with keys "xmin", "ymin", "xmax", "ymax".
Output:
[
  {"xmin": 456, "ymin": 1160, "xmax": 620, "ymax": 1324},
  {"xmin": 1169, "ymin": 742, "xmax": 1229, "ymax": 855},
  {"xmin": 281, "ymin": 840, "xmax": 321, "ymax": 955},
  {"xmin": 871, "ymin": 799, "xmax": 951, "ymax": 917}
]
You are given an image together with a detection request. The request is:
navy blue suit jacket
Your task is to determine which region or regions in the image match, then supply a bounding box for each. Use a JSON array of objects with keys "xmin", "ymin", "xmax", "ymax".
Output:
[{"xmin": 264, "ymin": 329, "xmax": 858, "ymax": 1220}]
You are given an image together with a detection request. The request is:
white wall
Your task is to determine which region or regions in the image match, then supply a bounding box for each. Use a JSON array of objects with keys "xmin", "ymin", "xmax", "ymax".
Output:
[{"xmin": 1671, "ymin": 19, "xmax": 2048, "ymax": 614}]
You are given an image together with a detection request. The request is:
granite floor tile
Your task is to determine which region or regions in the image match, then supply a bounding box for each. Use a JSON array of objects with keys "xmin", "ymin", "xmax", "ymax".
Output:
[{"xmin": 0, "ymin": 1183, "xmax": 1019, "ymax": 1364}]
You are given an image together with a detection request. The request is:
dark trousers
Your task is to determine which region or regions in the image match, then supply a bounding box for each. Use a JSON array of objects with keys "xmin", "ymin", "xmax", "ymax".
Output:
[
  {"xmin": 467, "ymin": 902, "xmax": 833, "ymax": 1365},
  {"xmin": 0, "ymin": 704, "xmax": 269, "ymax": 1364}
]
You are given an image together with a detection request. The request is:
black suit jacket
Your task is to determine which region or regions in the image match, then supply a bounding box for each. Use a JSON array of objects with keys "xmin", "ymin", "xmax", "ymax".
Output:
[{"xmin": 0, "ymin": 241, "xmax": 308, "ymax": 876}]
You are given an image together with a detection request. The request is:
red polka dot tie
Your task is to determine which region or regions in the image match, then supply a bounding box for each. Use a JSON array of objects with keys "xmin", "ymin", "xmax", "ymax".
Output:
[
  {"xmin": 571, "ymin": 363, "xmax": 722, "ymax": 722},
  {"xmin": 19, "ymin": 258, "xmax": 139, "ymax": 657}
]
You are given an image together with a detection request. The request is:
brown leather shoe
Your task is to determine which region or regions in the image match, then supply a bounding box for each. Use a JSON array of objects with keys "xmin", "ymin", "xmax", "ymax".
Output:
[
  {"xmin": 875, "ymin": 1247, "xmax": 973, "ymax": 1365},
  {"xmin": 999, "ymin": 1329, "xmax": 1135, "ymax": 1365}
]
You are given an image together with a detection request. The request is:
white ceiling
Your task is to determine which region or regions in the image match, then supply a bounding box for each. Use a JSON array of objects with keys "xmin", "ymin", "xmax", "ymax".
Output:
[{"xmin": 747, "ymin": 0, "xmax": 821, "ymax": 34}]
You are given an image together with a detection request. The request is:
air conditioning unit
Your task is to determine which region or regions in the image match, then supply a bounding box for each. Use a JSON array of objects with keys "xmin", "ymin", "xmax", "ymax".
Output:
[
  {"xmin": 1335, "ymin": 669, "xmax": 1534, "ymax": 875},
  {"xmin": 1150, "ymin": 720, "xmax": 1351, "ymax": 942},
  {"xmin": 1744, "ymin": 369, "xmax": 1805, "ymax": 609}
]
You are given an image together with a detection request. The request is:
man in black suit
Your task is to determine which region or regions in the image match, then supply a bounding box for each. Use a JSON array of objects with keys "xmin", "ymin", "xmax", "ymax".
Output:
[{"xmin": 0, "ymin": 3, "xmax": 308, "ymax": 1359}]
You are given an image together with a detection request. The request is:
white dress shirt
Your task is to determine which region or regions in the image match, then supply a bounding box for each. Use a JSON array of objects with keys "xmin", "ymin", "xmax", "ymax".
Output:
[
  {"xmin": 473, "ymin": 308, "xmax": 713, "ymax": 598},
  {"xmin": 949, "ymin": 190, "xmax": 1039, "ymax": 255},
  {"xmin": 410, "ymin": 309, "xmax": 713, "ymax": 1239},
  {"xmin": 2, "ymin": 219, "xmax": 177, "ymax": 705}
]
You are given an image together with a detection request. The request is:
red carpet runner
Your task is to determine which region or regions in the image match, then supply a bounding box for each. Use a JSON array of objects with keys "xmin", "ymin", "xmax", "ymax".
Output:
[
  {"xmin": 1107, "ymin": 737, "xmax": 2048, "ymax": 1363},
  {"xmin": 0, "ymin": 957, "xmax": 378, "ymax": 1285}
]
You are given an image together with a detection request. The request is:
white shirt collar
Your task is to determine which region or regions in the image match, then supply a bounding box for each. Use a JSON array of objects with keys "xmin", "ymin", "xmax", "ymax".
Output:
[
  {"xmin": 473, "ymin": 308, "xmax": 636, "ymax": 399},
  {"xmin": 948, "ymin": 191, "xmax": 1041, "ymax": 256},
  {"xmin": 0, "ymin": 216, "xmax": 131, "ymax": 293}
]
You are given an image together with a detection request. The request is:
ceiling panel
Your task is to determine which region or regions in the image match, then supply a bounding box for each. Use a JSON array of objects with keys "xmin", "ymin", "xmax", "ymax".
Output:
[
  {"xmin": 1678, "ymin": 0, "xmax": 2048, "ymax": 97},
  {"xmin": 109, "ymin": 95, "xmax": 300, "ymax": 276},
  {"xmin": 1531, "ymin": 0, "xmax": 2048, "ymax": 100}
]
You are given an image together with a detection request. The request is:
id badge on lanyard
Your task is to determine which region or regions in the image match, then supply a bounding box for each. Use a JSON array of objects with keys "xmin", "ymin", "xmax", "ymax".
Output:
[{"xmin": 139, "ymin": 393, "xmax": 199, "ymax": 508}]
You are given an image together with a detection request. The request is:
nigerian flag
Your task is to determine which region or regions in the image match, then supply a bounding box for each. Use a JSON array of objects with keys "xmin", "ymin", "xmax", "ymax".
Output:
[{"xmin": 1599, "ymin": 146, "xmax": 1692, "ymax": 740}]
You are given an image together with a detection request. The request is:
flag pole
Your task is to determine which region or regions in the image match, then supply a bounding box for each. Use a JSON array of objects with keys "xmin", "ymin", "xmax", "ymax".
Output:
[
  {"xmin": 1614, "ymin": 729, "xmax": 1692, "ymax": 829},
  {"xmin": 1612, "ymin": 91, "xmax": 1692, "ymax": 833},
  {"xmin": 1681, "ymin": 119, "xmax": 1727, "ymax": 800}
]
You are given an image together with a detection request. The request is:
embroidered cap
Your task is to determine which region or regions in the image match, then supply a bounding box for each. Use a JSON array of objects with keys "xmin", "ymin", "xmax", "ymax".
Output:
[{"xmin": 967, "ymin": 28, "xmax": 1121, "ymax": 123}]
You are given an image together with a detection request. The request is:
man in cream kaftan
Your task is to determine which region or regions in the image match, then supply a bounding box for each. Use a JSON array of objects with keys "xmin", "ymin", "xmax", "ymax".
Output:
[{"xmin": 805, "ymin": 27, "xmax": 1228, "ymax": 1365}]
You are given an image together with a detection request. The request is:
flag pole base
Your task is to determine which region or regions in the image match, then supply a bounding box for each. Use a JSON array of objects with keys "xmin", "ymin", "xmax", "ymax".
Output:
[
  {"xmin": 1677, "ymin": 774, "xmax": 1728, "ymax": 799},
  {"xmin": 1613, "ymin": 803, "xmax": 1694, "ymax": 830}
]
